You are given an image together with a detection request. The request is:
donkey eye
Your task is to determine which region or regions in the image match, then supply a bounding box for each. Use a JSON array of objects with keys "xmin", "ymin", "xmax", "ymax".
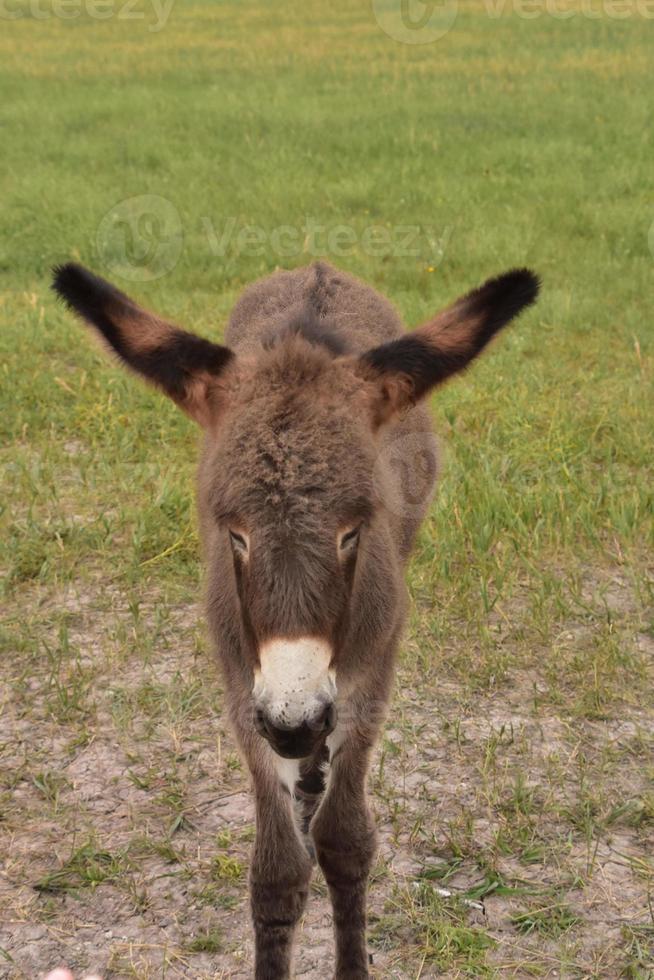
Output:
[
  {"xmin": 229, "ymin": 529, "xmax": 249, "ymax": 555},
  {"xmin": 339, "ymin": 525, "xmax": 361, "ymax": 552}
]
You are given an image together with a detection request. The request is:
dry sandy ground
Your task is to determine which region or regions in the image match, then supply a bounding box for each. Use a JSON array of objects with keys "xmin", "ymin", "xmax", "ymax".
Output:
[{"xmin": 1, "ymin": 571, "xmax": 652, "ymax": 978}]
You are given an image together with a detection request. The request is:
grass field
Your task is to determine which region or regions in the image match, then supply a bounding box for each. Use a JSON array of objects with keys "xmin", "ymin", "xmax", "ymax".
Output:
[{"xmin": 1, "ymin": 1, "xmax": 653, "ymax": 976}]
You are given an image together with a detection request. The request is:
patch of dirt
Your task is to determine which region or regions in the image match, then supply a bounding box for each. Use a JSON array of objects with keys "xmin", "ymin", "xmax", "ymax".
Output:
[{"xmin": 1, "ymin": 568, "xmax": 653, "ymax": 978}]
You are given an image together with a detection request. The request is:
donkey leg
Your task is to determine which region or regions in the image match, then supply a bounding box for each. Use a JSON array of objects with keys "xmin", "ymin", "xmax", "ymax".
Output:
[
  {"xmin": 250, "ymin": 771, "xmax": 313, "ymax": 980},
  {"xmin": 311, "ymin": 743, "xmax": 377, "ymax": 980}
]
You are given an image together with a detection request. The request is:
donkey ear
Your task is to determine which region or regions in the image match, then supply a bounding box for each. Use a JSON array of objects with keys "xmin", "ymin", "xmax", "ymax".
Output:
[
  {"xmin": 358, "ymin": 268, "xmax": 540, "ymax": 425},
  {"xmin": 52, "ymin": 263, "xmax": 234, "ymax": 427}
]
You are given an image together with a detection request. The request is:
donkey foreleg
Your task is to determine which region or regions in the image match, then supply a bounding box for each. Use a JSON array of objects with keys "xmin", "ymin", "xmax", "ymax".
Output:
[
  {"xmin": 250, "ymin": 770, "xmax": 313, "ymax": 979},
  {"xmin": 311, "ymin": 742, "xmax": 377, "ymax": 980}
]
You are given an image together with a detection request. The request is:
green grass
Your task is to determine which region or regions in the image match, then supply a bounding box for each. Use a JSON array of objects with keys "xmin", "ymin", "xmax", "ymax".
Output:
[
  {"xmin": 34, "ymin": 841, "xmax": 131, "ymax": 894},
  {"xmin": 510, "ymin": 901, "xmax": 579, "ymax": 938},
  {"xmin": 183, "ymin": 928, "xmax": 224, "ymax": 954},
  {"xmin": 0, "ymin": 1, "xmax": 653, "ymax": 977}
]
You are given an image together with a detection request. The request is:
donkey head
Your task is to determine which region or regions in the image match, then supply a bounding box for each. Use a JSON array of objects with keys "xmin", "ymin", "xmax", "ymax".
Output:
[{"xmin": 53, "ymin": 263, "xmax": 538, "ymax": 758}]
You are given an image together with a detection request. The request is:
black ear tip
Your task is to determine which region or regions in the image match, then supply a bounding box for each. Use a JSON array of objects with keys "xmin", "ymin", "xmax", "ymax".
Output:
[
  {"xmin": 51, "ymin": 262, "xmax": 88, "ymax": 304},
  {"xmin": 497, "ymin": 267, "xmax": 541, "ymax": 306},
  {"xmin": 51, "ymin": 263, "xmax": 123, "ymax": 321}
]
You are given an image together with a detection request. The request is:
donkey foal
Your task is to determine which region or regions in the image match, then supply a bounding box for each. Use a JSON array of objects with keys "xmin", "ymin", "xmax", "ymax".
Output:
[{"xmin": 53, "ymin": 260, "xmax": 539, "ymax": 979}]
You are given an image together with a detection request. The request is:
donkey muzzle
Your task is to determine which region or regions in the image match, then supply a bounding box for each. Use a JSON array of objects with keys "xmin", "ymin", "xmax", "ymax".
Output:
[
  {"xmin": 254, "ymin": 700, "xmax": 337, "ymax": 758},
  {"xmin": 252, "ymin": 636, "xmax": 337, "ymax": 758}
]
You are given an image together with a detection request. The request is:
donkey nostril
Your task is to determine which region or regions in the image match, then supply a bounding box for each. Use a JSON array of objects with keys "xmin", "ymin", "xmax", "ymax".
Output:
[
  {"xmin": 255, "ymin": 704, "xmax": 336, "ymax": 751},
  {"xmin": 317, "ymin": 702, "xmax": 336, "ymax": 734},
  {"xmin": 254, "ymin": 707, "xmax": 268, "ymax": 736},
  {"xmin": 325, "ymin": 702, "xmax": 337, "ymax": 733}
]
